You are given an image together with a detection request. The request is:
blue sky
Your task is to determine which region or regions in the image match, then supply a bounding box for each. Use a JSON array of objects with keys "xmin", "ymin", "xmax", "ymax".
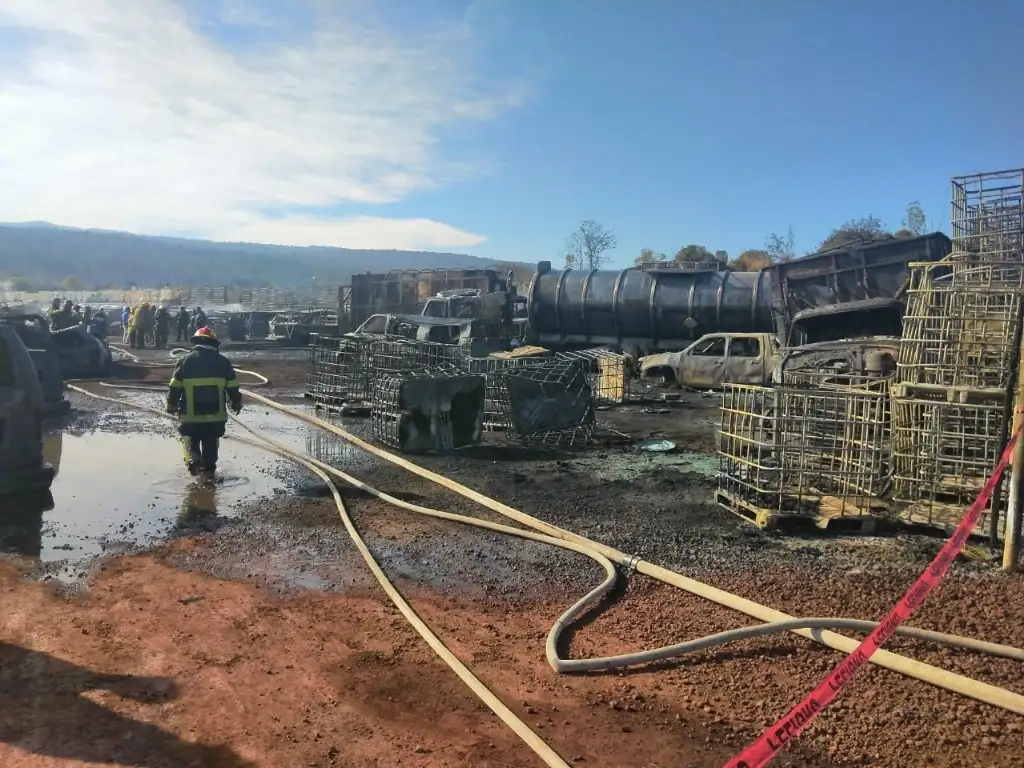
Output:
[
  {"xmin": 393, "ymin": 0, "xmax": 1024, "ymax": 266},
  {"xmin": 1, "ymin": 1, "xmax": 1022, "ymax": 267}
]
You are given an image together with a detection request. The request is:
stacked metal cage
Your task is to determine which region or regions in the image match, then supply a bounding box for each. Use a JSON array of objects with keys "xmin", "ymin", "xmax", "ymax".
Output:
[
  {"xmin": 950, "ymin": 169, "xmax": 1024, "ymax": 261},
  {"xmin": 555, "ymin": 348, "xmax": 631, "ymax": 405},
  {"xmin": 493, "ymin": 358, "xmax": 596, "ymax": 448},
  {"xmin": 890, "ymin": 169, "xmax": 1024, "ymax": 535},
  {"xmin": 370, "ymin": 366, "xmax": 485, "ymax": 453},
  {"xmin": 306, "ymin": 334, "xmax": 376, "ymax": 411},
  {"xmin": 306, "ymin": 334, "xmax": 467, "ymax": 412},
  {"xmin": 717, "ymin": 381, "xmax": 890, "ymax": 528}
]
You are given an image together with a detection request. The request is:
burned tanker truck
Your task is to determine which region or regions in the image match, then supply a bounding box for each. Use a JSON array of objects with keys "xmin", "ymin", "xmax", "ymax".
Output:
[{"xmin": 523, "ymin": 232, "xmax": 953, "ymax": 383}]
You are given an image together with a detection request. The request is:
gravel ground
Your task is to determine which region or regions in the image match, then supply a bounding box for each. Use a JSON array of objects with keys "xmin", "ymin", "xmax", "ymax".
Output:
[{"xmin": 4, "ymin": 353, "xmax": 1022, "ymax": 767}]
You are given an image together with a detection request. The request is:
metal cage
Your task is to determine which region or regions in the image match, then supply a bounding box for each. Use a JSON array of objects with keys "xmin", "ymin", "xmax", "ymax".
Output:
[
  {"xmin": 307, "ymin": 335, "xmax": 468, "ymax": 413},
  {"xmin": 369, "ymin": 366, "xmax": 485, "ymax": 453},
  {"xmin": 717, "ymin": 382, "xmax": 890, "ymax": 527},
  {"xmin": 555, "ymin": 348, "xmax": 631, "ymax": 405},
  {"xmin": 493, "ymin": 358, "xmax": 596, "ymax": 448}
]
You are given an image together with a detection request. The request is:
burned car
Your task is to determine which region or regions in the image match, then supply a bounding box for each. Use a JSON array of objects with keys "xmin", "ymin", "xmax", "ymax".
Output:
[
  {"xmin": 0, "ymin": 312, "xmax": 70, "ymax": 417},
  {"xmin": 638, "ymin": 332, "xmax": 780, "ymax": 389},
  {"xmin": 354, "ymin": 314, "xmax": 509, "ymax": 356}
]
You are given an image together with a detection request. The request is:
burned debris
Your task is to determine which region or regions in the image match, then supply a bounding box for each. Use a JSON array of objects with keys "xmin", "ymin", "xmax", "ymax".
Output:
[
  {"xmin": 717, "ymin": 167, "xmax": 1024, "ymax": 543},
  {"xmin": 370, "ymin": 367, "xmax": 486, "ymax": 453},
  {"xmin": 306, "ymin": 336, "xmax": 615, "ymax": 453},
  {"xmin": 303, "ymin": 166, "xmax": 1024, "ymax": 549}
]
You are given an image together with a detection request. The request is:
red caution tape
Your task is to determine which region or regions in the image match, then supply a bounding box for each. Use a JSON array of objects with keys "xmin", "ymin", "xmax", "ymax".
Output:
[{"xmin": 724, "ymin": 425, "xmax": 1023, "ymax": 768}]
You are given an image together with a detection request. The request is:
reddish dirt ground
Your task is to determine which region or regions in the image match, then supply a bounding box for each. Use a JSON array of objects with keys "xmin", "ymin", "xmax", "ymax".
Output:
[
  {"xmin": 3, "ymin": 538, "xmax": 1023, "ymax": 768},
  {"xmin": 0, "ymin": 553, "xmax": 751, "ymax": 768}
]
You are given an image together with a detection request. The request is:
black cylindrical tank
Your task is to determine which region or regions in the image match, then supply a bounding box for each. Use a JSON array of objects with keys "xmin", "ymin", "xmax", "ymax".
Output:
[{"xmin": 526, "ymin": 266, "xmax": 773, "ymax": 353}]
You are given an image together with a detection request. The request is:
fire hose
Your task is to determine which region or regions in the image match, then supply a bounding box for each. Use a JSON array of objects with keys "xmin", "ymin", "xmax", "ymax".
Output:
[{"xmin": 65, "ymin": 352, "xmax": 1024, "ymax": 768}]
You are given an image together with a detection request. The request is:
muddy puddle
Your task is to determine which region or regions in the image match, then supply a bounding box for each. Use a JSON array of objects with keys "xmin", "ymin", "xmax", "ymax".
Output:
[{"xmin": 0, "ymin": 393, "xmax": 369, "ymax": 580}]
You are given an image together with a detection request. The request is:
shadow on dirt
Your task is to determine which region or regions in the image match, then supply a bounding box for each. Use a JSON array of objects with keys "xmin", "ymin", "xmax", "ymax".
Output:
[{"xmin": 0, "ymin": 642, "xmax": 254, "ymax": 767}]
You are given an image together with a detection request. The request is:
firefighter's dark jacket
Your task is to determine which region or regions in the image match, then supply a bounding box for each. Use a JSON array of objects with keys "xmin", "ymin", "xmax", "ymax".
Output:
[{"xmin": 166, "ymin": 343, "xmax": 241, "ymax": 423}]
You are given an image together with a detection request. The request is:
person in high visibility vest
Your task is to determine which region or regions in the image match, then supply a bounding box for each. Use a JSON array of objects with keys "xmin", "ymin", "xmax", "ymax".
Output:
[{"xmin": 165, "ymin": 326, "xmax": 242, "ymax": 478}]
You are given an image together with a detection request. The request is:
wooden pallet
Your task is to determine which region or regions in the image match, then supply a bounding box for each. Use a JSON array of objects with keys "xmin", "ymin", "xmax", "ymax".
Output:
[
  {"xmin": 897, "ymin": 500, "xmax": 990, "ymax": 538},
  {"xmin": 715, "ymin": 490, "xmax": 888, "ymax": 535}
]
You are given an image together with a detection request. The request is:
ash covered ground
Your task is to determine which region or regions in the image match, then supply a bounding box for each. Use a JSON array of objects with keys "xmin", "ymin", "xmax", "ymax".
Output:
[{"xmin": 1, "ymin": 351, "xmax": 1022, "ymax": 768}]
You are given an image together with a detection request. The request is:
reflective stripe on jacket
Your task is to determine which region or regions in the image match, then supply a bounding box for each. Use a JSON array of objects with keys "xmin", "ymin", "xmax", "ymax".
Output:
[{"xmin": 166, "ymin": 344, "xmax": 241, "ymax": 424}]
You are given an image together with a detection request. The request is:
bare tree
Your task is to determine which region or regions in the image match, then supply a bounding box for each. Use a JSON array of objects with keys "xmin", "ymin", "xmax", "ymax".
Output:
[
  {"xmin": 765, "ymin": 226, "xmax": 797, "ymax": 262},
  {"xmin": 564, "ymin": 219, "xmax": 617, "ymax": 270},
  {"xmin": 902, "ymin": 201, "xmax": 927, "ymax": 236}
]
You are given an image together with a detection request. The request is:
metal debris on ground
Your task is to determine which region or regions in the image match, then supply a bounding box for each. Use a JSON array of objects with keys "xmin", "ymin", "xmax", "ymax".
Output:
[{"xmin": 370, "ymin": 366, "xmax": 486, "ymax": 453}]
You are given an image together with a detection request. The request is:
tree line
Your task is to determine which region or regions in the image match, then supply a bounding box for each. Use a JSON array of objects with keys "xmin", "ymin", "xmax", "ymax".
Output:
[{"xmin": 563, "ymin": 201, "xmax": 930, "ymax": 272}]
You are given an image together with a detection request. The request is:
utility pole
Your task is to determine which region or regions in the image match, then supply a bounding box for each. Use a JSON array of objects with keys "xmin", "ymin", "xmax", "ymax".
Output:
[{"xmin": 1003, "ymin": 330, "xmax": 1024, "ymax": 572}]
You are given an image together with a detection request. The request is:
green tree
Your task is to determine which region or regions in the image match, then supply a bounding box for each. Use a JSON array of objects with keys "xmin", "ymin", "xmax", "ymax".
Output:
[
  {"xmin": 673, "ymin": 244, "xmax": 721, "ymax": 267},
  {"xmin": 731, "ymin": 249, "xmax": 773, "ymax": 271},
  {"xmin": 564, "ymin": 219, "xmax": 617, "ymax": 270},
  {"xmin": 817, "ymin": 216, "xmax": 892, "ymax": 251},
  {"xmin": 634, "ymin": 247, "xmax": 666, "ymax": 266},
  {"xmin": 59, "ymin": 274, "xmax": 82, "ymax": 291},
  {"xmin": 766, "ymin": 227, "xmax": 797, "ymax": 262}
]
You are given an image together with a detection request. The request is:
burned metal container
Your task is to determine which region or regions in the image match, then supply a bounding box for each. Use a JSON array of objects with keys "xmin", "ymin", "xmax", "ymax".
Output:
[
  {"xmin": 494, "ymin": 358, "xmax": 596, "ymax": 447},
  {"xmin": 307, "ymin": 334, "xmax": 467, "ymax": 413},
  {"xmin": 766, "ymin": 233, "xmax": 952, "ymax": 346},
  {"xmin": 344, "ymin": 268, "xmax": 506, "ymax": 331},
  {"xmin": 370, "ymin": 368, "xmax": 485, "ymax": 453},
  {"xmin": 527, "ymin": 264, "xmax": 773, "ymax": 355},
  {"xmin": 466, "ymin": 348, "xmax": 553, "ymax": 430}
]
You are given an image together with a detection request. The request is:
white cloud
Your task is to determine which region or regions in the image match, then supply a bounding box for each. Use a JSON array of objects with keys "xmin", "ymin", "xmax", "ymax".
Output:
[{"xmin": 0, "ymin": 0, "xmax": 524, "ymax": 250}]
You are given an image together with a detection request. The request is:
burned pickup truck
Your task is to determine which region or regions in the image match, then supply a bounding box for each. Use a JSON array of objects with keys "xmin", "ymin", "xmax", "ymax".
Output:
[
  {"xmin": 638, "ymin": 332, "xmax": 780, "ymax": 388},
  {"xmin": 637, "ymin": 301, "xmax": 903, "ymax": 390}
]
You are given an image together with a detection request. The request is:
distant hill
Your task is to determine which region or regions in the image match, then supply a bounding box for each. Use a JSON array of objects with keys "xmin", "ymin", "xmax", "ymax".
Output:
[{"xmin": 0, "ymin": 222, "xmax": 535, "ymax": 290}]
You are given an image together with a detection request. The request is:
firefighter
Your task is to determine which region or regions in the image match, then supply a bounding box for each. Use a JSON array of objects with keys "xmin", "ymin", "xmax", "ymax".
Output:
[
  {"xmin": 165, "ymin": 326, "xmax": 243, "ymax": 479},
  {"xmin": 131, "ymin": 302, "xmax": 154, "ymax": 349},
  {"xmin": 175, "ymin": 305, "xmax": 189, "ymax": 342},
  {"xmin": 153, "ymin": 305, "xmax": 170, "ymax": 348},
  {"xmin": 51, "ymin": 300, "xmax": 75, "ymax": 330}
]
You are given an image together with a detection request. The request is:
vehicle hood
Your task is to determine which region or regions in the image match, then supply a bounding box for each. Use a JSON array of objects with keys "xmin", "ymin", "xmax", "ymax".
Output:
[{"xmin": 638, "ymin": 351, "xmax": 684, "ymax": 375}]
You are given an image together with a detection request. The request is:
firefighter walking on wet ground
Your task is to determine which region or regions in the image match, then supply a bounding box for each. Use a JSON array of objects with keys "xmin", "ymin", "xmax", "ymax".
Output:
[{"xmin": 166, "ymin": 326, "xmax": 243, "ymax": 480}]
